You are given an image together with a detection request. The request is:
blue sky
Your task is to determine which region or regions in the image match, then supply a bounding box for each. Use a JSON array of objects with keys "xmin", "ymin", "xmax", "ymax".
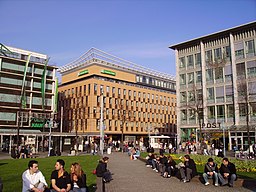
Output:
[{"xmin": 0, "ymin": 0, "xmax": 255, "ymax": 77}]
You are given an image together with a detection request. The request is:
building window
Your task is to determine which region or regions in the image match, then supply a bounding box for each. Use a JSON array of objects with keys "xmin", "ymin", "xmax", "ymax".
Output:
[
  {"xmin": 245, "ymin": 39, "xmax": 255, "ymax": 57},
  {"xmin": 94, "ymin": 84, "xmax": 97, "ymax": 93},
  {"xmin": 217, "ymin": 105, "xmax": 225, "ymax": 118},
  {"xmin": 181, "ymin": 110, "xmax": 187, "ymax": 120},
  {"xmin": 223, "ymin": 46, "xmax": 231, "ymax": 59},
  {"xmin": 216, "ymin": 86, "xmax": 224, "ymax": 99},
  {"xmin": 227, "ymin": 104, "xmax": 234, "ymax": 118},
  {"xmin": 235, "ymin": 42, "xmax": 244, "ymax": 59},
  {"xmin": 214, "ymin": 47, "xmax": 222, "ymax": 61},
  {"xmin": 207, "ymin": 88, "xmax": 214, "ymax": 100},
  {"xmin": 239, "ymin": 103, "xmax": 247, "ymax": 117},
  {"xmin": 180, "ymin": 74, "xmax": 186, "ymax": 85},
  {"xmin": 187, "ymin": 72, "xmax": 194, "ymax": 84},
  {"xmin": 179, "ymin": 57, "xmax": 185, "ymax": 68},
  {"xmin": 112, "ymin": 87, "xmax": 115, "ymax": 94},
  {"xmin": 236, "ymin": 63, "xmax": 246, "ymax": 77},
  {"xmin": 208, "ymin": 106, "xmax": 215, "ymax": 119},
  {"xmin": 224, "ymin": 65, "xmax": 232, "ymax": 81},
  {"xmin": 247, "ymin": 60, "xmax": 256, "ymax": 77},
  {"xmin": 205, "ymin": 50, "xmax": 213, "ymax": 62},
  {"xmin": 251, "ymin": 103, "xmax": 256, "ymax": 116},
  {"xmin": 206, "ymin": 69, "xmax": 213, "ymax": 81},
  {"xmin": 196, "ymin": 71, "xmax": 202, "ymax": 83},
  {"xmin": 215, "ymin": 67, "xmax": 223, "ymax": 80},
  {"xmin": 188, "ymin": 91, "xmax": 195, "ymax": 102},
  {"xmin": 225, "ymin": 85, "xmax": 233, "ymax": 98},
  {"xmin": 187, "ymin": 55, "xmax": 194, "ymax": 67},
  {"xmin": 106, "ymin": 86, "xmax": 110, "ymax": 93},
  {"xmin": 195, "ymin": 53, "xmax": 201, "ymax": 66}
]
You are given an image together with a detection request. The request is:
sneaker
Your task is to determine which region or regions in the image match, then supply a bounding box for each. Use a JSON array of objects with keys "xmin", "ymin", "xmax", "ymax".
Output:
[
  {"xmin": 146, "ymin": 165, "xmax": 151, "ymax": 167},
  {"xmin": 168, "ymin": 175, "xmax": 171, "ymax": 178},
  {"xmin": 205, "ymin": 182, "xmax": 210, "ymax": 186},
  {"xmin": 184, "ymin": 179, "xmax": 190, "ymax": 183},
  {"xmin": 215, "ymin": 184, "xmax": 219, "ymax": 187},
  {"xmin": 155, "ymin": 170, "xmax": 159, "ymax": 172},
  {"xmin": 152, "ymin": 168, "xmax": 156, "ymax": 171}
]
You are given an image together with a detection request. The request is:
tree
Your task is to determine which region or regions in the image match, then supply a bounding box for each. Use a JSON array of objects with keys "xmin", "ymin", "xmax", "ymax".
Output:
[{"xmin": 237, "ymin": 77, "xmax": 256, "ymax": 151}]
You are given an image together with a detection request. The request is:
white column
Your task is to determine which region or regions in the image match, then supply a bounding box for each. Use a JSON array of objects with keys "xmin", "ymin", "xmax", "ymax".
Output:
[
  {"xmin": 229, "ymin": 33, "xmax": 239, "ymax": 125},
  {"xmin": 200, "ymin": 41, "xmax": 207, "ymax": 124},
  {"xmin": 100, "ymin": 93, "xmax": 104, "ymax": 155},
  {"xmin": 175, "ymin": 49, "xmax": 181, "ymax": 146}
]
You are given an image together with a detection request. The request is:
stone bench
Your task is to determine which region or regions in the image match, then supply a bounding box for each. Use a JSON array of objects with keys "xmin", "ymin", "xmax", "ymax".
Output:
[
  {"xmin": 96, "ymin": 177, "xmax": 106, "ymax": 192},
  {"xmin": 138, "ymin": 157, "xmax": 255, "ymax": 190}
]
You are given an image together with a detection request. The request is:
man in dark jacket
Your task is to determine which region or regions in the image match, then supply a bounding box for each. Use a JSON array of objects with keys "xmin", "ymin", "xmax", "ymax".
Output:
[
  {"xmin": 179, "ymin": 155, "xmax": 197, "ymax": 182},
  {"xmin": 203, "ymin": 158, "xmax": 219, "ymax": 186},
  {"xmin": 218, "ymin": 157, "xmax": 237, "ymax": 187},
  {"xmin": 96, "ymin": 157, "xmax": 112, "ymax": 182}
]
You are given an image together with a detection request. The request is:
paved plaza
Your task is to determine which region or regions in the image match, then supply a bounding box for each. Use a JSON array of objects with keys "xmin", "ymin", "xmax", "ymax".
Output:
[{"xmin": 104, "ymin": 152, "xmax": 255, "ymax": 192}]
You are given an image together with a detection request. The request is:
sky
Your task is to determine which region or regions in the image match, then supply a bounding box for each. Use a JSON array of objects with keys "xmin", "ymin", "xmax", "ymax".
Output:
[{"xmin": 0, "ymin": 0, "xmax": 256, "ymax": 78}]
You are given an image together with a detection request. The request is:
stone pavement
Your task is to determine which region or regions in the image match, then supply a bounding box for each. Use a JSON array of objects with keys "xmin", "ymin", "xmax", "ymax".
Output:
[{"xmin": 103, "ymin": 152, "xmax": 254, "ymax": 192}]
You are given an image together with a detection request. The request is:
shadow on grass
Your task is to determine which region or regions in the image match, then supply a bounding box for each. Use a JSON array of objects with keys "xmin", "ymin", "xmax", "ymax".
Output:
[
  {"xmin": 0, "ymin": 163, "xmax": 8, "ymax": 166},
  {"xmin": 88, "ymin": 183, "xmax": 97, "ymax": 192}
]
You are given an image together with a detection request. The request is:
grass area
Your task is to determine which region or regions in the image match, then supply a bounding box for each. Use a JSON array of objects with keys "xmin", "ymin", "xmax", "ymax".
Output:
[
  {"xmin": 141, "ymin": 152, "xmax": 256, "ymax": 179},
  {"xmin": 0, "ymin": 155, "xmax": 100, "ymax": 192}
]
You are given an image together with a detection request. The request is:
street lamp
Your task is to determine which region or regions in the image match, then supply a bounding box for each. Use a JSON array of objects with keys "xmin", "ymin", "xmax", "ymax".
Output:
[
  {"xmin": 221, "ymin": 121, "xmax": 226, "ymax": 157},
  {"xmin": 45, "ymin": 118, "xmax": 57, "ymax": 156}
]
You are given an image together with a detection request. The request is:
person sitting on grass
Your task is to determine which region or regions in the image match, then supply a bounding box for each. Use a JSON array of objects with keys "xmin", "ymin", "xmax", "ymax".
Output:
[
  {"xmin": 22, "ymin": 160, "xmax": 49, "ymax": 192},
  {"xmin": 203, "ymin": 157, "xmax": 219, "ymax": 186},
  {"xmin": 179, "ymin": 155, "xmax": 197, "ymax": 183},
  {"xmin": 218, "ymin": 157, "xmax": 237, "ymax": 187},
  {"xmin": 70, "ymin": 162, "xmax": 87, "ymax": 192},
  {"xmin": 50, "ymin": 159, "xmax": 71, "ymax": 192}
]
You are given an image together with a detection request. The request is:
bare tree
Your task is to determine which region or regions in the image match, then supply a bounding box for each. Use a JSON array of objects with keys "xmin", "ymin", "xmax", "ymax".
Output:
[{"xmin": 237, "ymin": 78, "xmax": 256, "ymax": 151}]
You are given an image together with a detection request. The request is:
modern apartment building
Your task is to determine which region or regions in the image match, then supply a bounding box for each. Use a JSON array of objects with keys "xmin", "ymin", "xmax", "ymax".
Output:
[
  {"xmin": 0, "ymin": 44, "xmax": 58, "ymax": 151},
  {"xmin": 58, "ymin": 48, "xmax": 177, "ymax": 145},
  {"xmin": 170, "ymin": 21, "xmax": 256, "ymax": 150}
]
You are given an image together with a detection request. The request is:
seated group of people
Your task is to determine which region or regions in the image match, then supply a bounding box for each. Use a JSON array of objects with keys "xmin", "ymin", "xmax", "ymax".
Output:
[
  {"xmin": 22, "ymin": 159, "xmax": 87, "ymax": 192},
  {"xmin": 145, "ymin": 153, "xmax": 237, "ymax": 187},
  {"xmin": 145, "ymin": 153, "xmax": 179, "ymax": 178}
]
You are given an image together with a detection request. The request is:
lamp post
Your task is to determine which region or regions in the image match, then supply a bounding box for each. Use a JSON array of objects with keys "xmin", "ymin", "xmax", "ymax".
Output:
[
  {"xmin": 221, "ymin": 121, "xmax": 226, "ymax": 157},
  {"xmin": 45, "ymin": 118, "xmax": 57, "ymax": 157}
]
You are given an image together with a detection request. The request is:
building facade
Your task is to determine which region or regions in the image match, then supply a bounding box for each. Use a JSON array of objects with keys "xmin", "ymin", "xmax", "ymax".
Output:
[
  {"xmin": 0, "ymin": 44, "xmax": 58, "ymax": 152},
  {"xmin": 58, "ymin": 48, "xmax": 177, "ymax": 146},
  {"xmin": 170, "ymin": 21, "xmax": 256, "ymax": 151}
]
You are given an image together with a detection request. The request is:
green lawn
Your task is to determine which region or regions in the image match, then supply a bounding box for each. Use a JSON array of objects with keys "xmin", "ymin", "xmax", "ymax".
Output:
[{"xmin": 0, "ymin": 155, "xmax": 100, "ymax": 192}]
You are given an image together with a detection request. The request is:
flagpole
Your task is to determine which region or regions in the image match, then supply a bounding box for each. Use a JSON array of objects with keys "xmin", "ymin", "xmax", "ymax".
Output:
[{"xmin": 17, "ymin": 54, "xmax": 31, "ymax": 146}]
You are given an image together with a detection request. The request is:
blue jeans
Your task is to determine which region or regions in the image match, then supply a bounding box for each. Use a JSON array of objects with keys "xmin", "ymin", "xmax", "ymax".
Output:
[
  {"xmin": 203, "ymin": 172, "xmax": 218, "ymax": 184},
  {"xmin": 218, "ymin": 173, "xmax": 237, "ymax": 186}
]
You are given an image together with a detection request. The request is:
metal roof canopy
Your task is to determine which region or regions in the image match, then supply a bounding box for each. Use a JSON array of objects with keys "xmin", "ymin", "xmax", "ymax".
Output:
[{"xmin": 58, "ymin": 47, "xmax": 175, "ymax": 81}]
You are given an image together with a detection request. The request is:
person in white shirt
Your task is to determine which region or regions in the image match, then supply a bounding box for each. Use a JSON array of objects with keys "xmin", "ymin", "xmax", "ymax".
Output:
[{"xmin": 22, "ymin": 160, "xmax": 48, "ymax": 192}]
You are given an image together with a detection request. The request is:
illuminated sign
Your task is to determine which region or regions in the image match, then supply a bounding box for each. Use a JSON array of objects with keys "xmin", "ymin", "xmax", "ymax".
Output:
[
  {"xmin": 31, "ymin": 118, "xmax": 45, "ymax": 128},
  {"xmin": 101, "ymin": 69, "xmax": 116, "ymax": 76},
  {"xmin": 78, "ymin": 70, "xmax": 89, "ymax": 76}
]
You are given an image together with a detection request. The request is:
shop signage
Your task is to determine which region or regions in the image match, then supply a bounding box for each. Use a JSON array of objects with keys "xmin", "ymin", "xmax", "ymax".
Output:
[
  {"xmin": 31, "ymin": 118, "xmax": 45, "ymax": 128},
  {"xmin": 202, "ymin": 122, "xmax": 221, "ymax": 128},
  {"xmin": 101, "ymin": 69, "xmax": 116, "ymax": 76},
  {"xmin": 78, "ymin": 69, "xmax": 89, "ymax": 76}
]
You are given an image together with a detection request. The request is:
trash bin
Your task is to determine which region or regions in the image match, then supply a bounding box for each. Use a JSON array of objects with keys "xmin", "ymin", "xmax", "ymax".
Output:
[{"xmin": 107, "ymin": 147, "xmax": 111, "ymax": 154}]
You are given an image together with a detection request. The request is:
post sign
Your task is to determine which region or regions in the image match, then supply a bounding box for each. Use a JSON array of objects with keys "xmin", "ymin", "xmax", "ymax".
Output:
[
  {"xmin": 101, "ymin": 69, "xmax": 116, "ymax": 76},
  {"xmin": 202, "ymin": 122, "xmax": 221, "ymax": 128},
  {"xmin": 78, "ymin": 69, "xmax": 89, "ymax": 76}
]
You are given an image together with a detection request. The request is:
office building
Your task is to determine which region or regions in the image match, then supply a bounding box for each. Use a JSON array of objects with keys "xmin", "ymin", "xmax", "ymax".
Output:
[
  {"xmin": 58, "ymin": 48, "xmax": 177, "ymax": 145},
  {"xmin": 0, "ymin": 44, "xmax": 58, "ymax": 151},
  {"xmin": 170, "ymin": 21, "xmax": 256, "ymax": 150}
]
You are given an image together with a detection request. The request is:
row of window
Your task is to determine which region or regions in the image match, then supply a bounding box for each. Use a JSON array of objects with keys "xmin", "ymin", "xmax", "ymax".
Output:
[
  {"xmin": 179, "ymin": 39, "xmax": 255, "ymax": 68},
  {"xmin": 136, "ymin": 75, "xmax": 175, "ymax": 90},
  {"xmin": 180, "ymin": 60, "xmax": 256, "ymax": 85},
  {"xmin": 1, "ymin": 51, "xmax": 46, "ymax": 64},
  {"xmin": 180, "ymin": 102, "xmax": 256, "ymax": 120},
  {"xmin": 61, "ymin": 84, "xmax": 176, "ymax": 104}
]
